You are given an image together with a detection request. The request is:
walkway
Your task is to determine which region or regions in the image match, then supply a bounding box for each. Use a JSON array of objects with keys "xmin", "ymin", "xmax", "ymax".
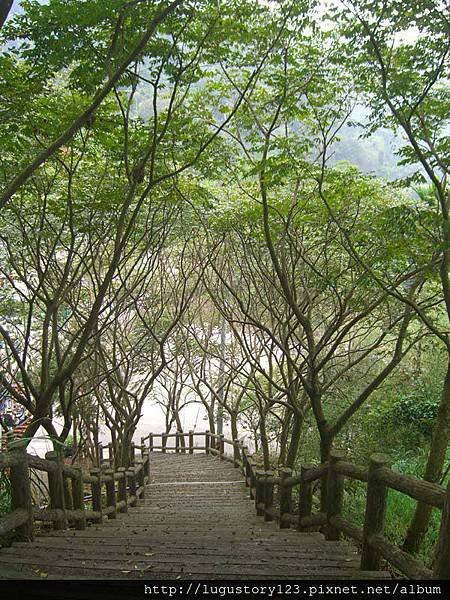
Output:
[{"xmin": 0, "ymin": 454, "xmax": 389, "ymax": 579}]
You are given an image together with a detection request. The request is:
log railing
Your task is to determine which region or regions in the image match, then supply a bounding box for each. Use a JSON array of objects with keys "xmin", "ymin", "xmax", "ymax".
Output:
[
  {"xmin": 3, "ymin": 429, "xmax": 450, "ymax": 580},
  {"xmin": 145, "ymin": 431, "xmax": 450, "ymax": 580},
  {"xmin": 0, "ymin": 440, "xmax": 150, "ymax": 542}
]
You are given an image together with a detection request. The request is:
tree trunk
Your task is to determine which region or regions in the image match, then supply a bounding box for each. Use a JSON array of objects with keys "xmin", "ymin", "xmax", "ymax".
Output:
[
  {"xmin": 117, "ymin": 424, "xmax": 135, "ymax": 468},
  {"xmin": 278, "ymin": 408, "xmax": 292, "ymax": 467},
  {"xmin": 230, "ymin": 412, "xmax": 239, "ymax": 443},
  {"xmin": 174, "ymin": 412, "xmax": 185, "ymax": 449},
  {"xmin": 208, "ymin": 409, "xmax": 216, "ymax": 433},
  {"xmin": 319, "ymin": 432, "xmax": 333, "ymax": 512},
  {"xmin": 260, "ymin": 414, "xmax": 270, "ymax": 470},
  {"xmin": 403, "ymin": 357, "xmax": 450, "ymax": 554},
  {"xmin": 0, "ymin": 1, "xmax": 13, "ymax": 31},
  {"xmin": 285, "ymin": 411, "xmax": 303, "ymax": 469}
]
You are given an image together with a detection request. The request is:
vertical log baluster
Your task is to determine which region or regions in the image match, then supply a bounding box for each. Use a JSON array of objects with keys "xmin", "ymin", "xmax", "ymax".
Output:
[
  {"xmin": 10, "ymin": 445, "xmax": 33, "ymax": 541},
  {"xmin": 298, "ymin": 464, "xmax": 314, "ymax": 532},
  {"xmin": 255, "ymin": 470, "xmax": 265, "ymax": 516},
  {"xmin": 361, "ymin": 454, "xmax": 390, "ymax": 571},
  {"xmin": 90, "ymin": 468, "xmax": 103, "ymax": 524},
  {"xmin": 46, "ymin": 450, "xmax": 67, "ymax": 530},
  {"xmin": 233, "ymin": 439, "xmax": 240, "ymax": 467},
  {"xmin": 279, "ymin": 468, "xmax": 293, "ymax": 529},
  {"xmin": 71, "ymin": 466, "xmax": 86, "ymax": 530},
  {"xmin": 434, "ymin": 480, "xmax": 450, "ymax": 578},
  {"xmin": 127, "ymin": 468, "xmax": 137, "ymax": 507},
  {"xmin": 249, "ymin": 459, "xmax": 256, "ymax": 500},
  {"xmin": 264, "ymin": 471, "xmax": 274, "ymax": 522},
  {"xmin": 117, "ymin": 467, "xmax": 127, "ymax": 513},
  {"xmin": 105, "ymin": 468, "xmax": 117, "ymax": 519},
  {"xmin": 143, "ymin": 449, "xmax": 150, "ymax": 482}
]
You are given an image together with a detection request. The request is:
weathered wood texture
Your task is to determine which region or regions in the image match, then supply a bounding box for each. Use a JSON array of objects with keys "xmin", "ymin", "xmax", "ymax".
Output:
[{"xmin": 0, "ymin": 454, "xmax": 388, "ymax": 580}]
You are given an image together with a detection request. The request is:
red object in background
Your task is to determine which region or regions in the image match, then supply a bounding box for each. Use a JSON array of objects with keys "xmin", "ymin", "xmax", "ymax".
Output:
[{"xmin": 1, "ymin": 416, "xmax": 32, "ymax": 451}]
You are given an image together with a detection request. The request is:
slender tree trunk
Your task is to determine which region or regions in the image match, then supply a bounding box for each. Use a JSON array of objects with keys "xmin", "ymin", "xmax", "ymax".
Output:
[
  {"xmin": 0, "ymin": 1, "xmax": 13, "ymax": 32},
  {"xmin": 403, "ymin": 357, "xmax": 450, "ymax": 553},
  {"xmin": 117, "ymin": 424, "xmax": 135, "ymax": 468},
  {"xmin": 73, "ymin": 418, "xmax": 78, "ymax": 448},
  {"xmin": 208, "ymin": 408, "xmax": 216, "ymax": 435},
  {"xmin": 230, "ymin": 412, "xmax": 239, "ymax": 442},
  {"xmin": 319, "ymin": 432, "xmax": 333, "ymax": 512},
  {"xmin": 216, "ymin": 316, "xmax": 227, "ymax": 435},
  {"xmin": 278, "ymin": 408, "xmax": 292, "ymax": 467},
  {"xmin": 260, "ymin": 414, "xmax": 270, "ymax": 470},
  {"xmin": 285, "ymin": 411, "xmax": 303, "ymax": 469},
  {"xmin": 174, "ymin": 411, "xmax": 185, "ymax": 449}
]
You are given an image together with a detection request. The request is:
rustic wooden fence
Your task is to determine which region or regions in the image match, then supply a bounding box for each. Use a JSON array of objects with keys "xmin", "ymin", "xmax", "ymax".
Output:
[
  {"xmin": 144, "ymin": 430, "xmax": 450, "ymax": 580},
  {"xmin": 0, "ymin": 441, "xmax": 150, "ymax": 543}
]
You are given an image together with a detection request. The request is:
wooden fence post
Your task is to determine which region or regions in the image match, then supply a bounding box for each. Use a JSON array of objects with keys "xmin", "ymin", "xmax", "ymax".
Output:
[
  {"xmin": 205, "ymin": 431, "xmax": 210, "ymax": 455},
  {"xmin": 233, "ymin": 439, "xmax": 241, "ymax": 467},
  {"xmin": 71, "ymin": 466, "xmax": 86, "ymax": 530},
  {"xmin": 361, "ymin": 453, "xmax": 390, "ymax": 571},
  {"xmin": 189, "ymin": 430, "xmax": 194, "ymax": 454},
  {"xmin": 279, "ymin": 468, "xmax": 293, "ymax": 529},
  {"xmin": 143, "ymin": 449, "xmax": 150, "ymax": 481},
  {"xmin": 105, "ymin": 468, "xmax": 117, "ymax": 519},
  {"xmin": 242, "ymin": 447, "xmax": 250, "ymax": 486},
  {"xmin": 46, "ymin": 451, "xmax": 67, "ymax": 530},
  {"xmin": 255, "ymin": 470, "xmax": 265, "ymax": 516},
  {"xmin": 137, "ymin": 460, "xmax": 145, "ymax": 499},
  {"xmin": 175, "ymin": 432, "xmax": 180, "ymax": 454},
  {"xmin": 162, "ymin": 433, "xmax": 167, "ymax": 454},
  {"xmin": 264, "ymin": 471, "xmax": 274, "ymax": 522},
  {"xmin": 249, "ymin": 459, "xmax": 256, "ymax": 500},
  {"xmin": 90, "ymin": 468, "xmax": 103, "ymax": 524},
  {"xmin": 117, "ymin": 467, "xmax": 127, "ymax": 513},
  {"xmin": 434, "ymin": 480, "xmax": 450, "ymax": 578},
  {"xmin": 141, "ymin": 437, "xmax": 146, "ymax": 455},
  {"xmin": 63, "ymin": 474, "xmax": 73, "ymax": 511},
  {"xmin": 219, "ymin": 434, "xmax": 225, "ymax": 459},
  {"xmin": 149, "ymin": 433, "xmax": 154, "ymax": 453},
  {"xmin": 298, "ymin": 464, "xmax": 314, "ymax": 532},
  {"xmin": 326, "ymin": 451, "xmax": 345, "ymax": 541},
  {"xmin": 127, "ymin": 468, "xmax": 137, "ymax": 507},
  {"xmin": 9, "ymin": 445, "xmax": 33, "ymax": 541}
]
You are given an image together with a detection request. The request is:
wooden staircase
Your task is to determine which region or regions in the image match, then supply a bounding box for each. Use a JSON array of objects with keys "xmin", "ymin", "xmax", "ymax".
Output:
[{"xmin": 0, "ymin": 453, "xmax": 389, "ymax": 579}]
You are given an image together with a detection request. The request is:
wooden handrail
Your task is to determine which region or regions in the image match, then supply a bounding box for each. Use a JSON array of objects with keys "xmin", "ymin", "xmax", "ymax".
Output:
[
  {"xmin": 242, "ymin": 445, "xmax": 450, "ymax": 580},
  {"xmin": 143, "ymin": 431, "xmax": 449, "ymax": 580},
  {"xmin": 0, "ymin": 439, "xmax": 150, "ymax": 540},
  {"xmin": 375, "ymin": 466, "xmax": 446, "ymax": 508},
  {"xmin": 3, "ymin": 429, "xmax": 449, "ymax": 580}
]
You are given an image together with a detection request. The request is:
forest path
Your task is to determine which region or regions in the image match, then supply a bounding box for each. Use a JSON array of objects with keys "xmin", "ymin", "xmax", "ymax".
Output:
[{"xmin": 0, "ymin": 453, "xmax": 389, "ymax": 579}]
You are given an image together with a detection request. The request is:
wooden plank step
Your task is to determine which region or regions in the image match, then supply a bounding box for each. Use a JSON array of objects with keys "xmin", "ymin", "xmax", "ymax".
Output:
[{"xmin": 0, "ymin": 453, "xmax": 390, "ymax": 581}]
